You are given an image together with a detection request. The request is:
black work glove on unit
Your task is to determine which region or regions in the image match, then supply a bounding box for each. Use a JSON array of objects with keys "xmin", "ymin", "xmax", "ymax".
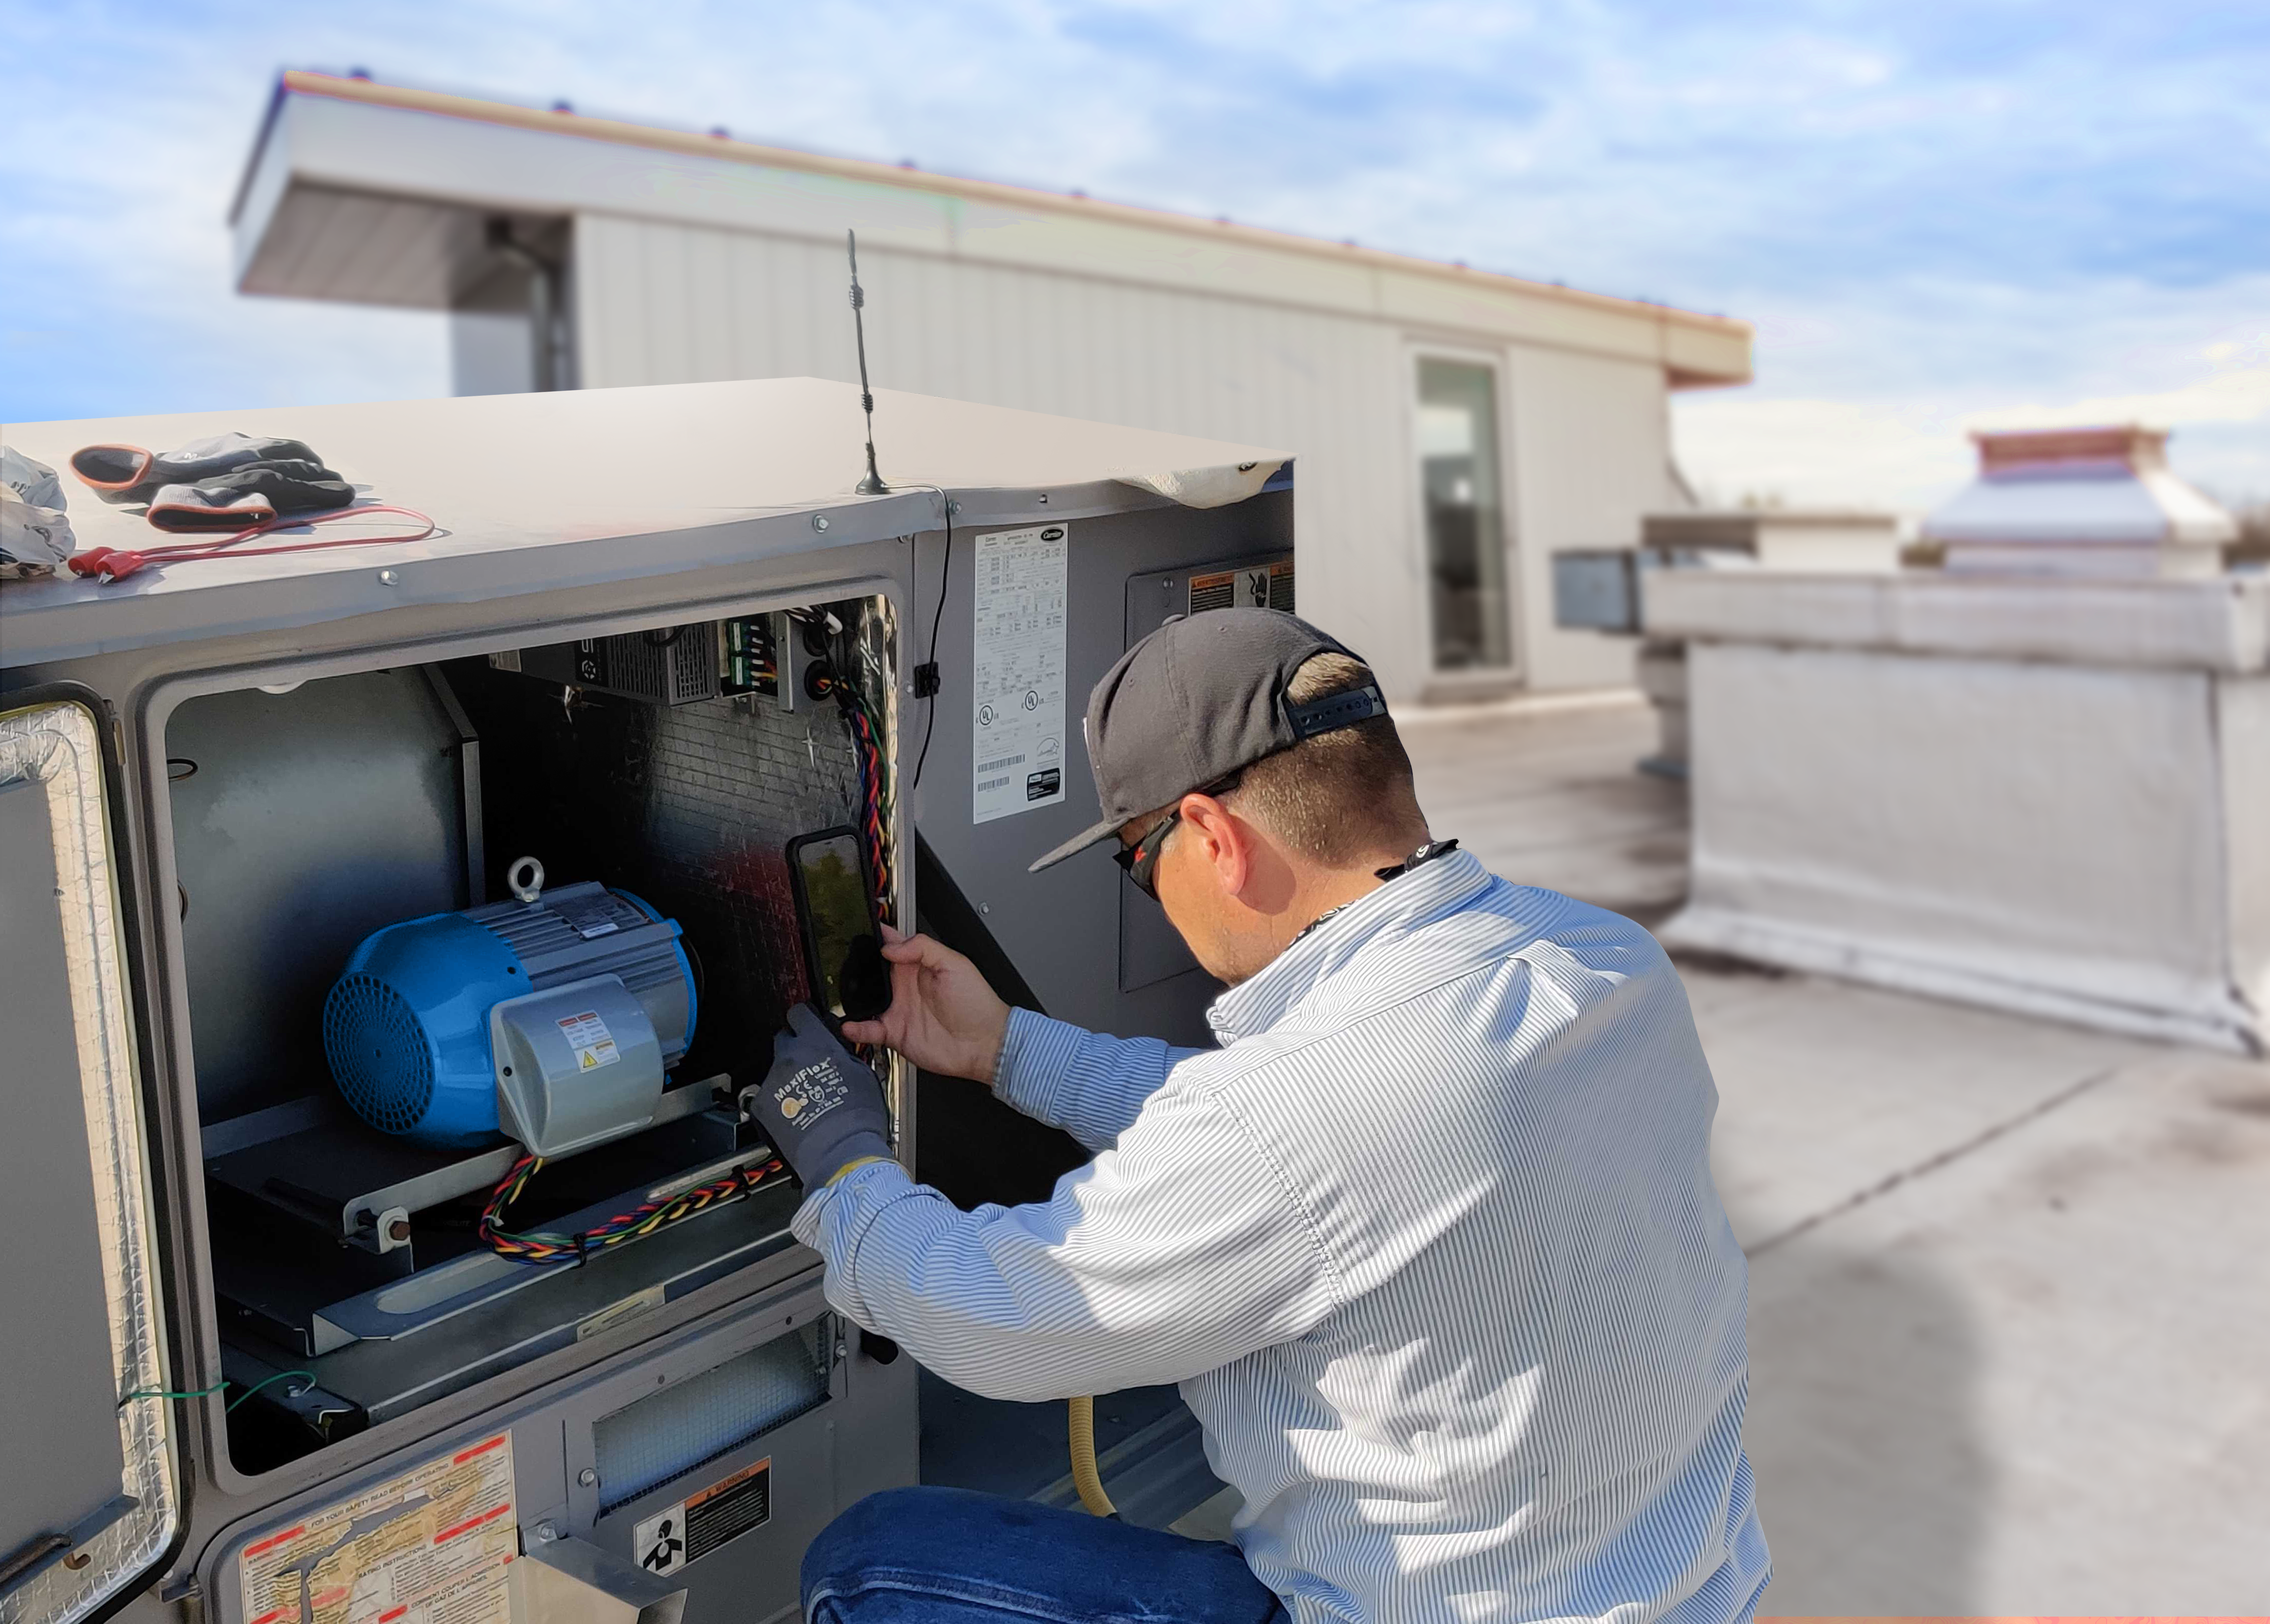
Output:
[
  {"xmin": 146, "ymin": 458, "xmax": 354, "ymax": 532},
  {"xmin": 746, "ymin": 1004, "xmax": 892, "ymax": 1187},
  {"xmin": 70, "ymin": 433, "xmax": 324, "ymax": 506}
]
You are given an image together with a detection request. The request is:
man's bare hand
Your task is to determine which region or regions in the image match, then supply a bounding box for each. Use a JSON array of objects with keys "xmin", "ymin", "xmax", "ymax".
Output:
[{"xmin": 840, "ymin": 925, "xmax": 1011, "ymax": 1085}]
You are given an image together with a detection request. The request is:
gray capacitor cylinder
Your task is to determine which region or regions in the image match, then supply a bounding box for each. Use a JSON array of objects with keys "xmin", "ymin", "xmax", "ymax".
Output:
[{"xmin": 474, "ymin": 871, "xmax": 698, "ymax": 1156}]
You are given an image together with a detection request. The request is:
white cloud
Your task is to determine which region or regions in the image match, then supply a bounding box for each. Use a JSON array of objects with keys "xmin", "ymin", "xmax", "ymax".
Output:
[
  {"xmin": 1676, "ymin": 285, "xmax": 2270, "ymax": 512},
  {"xmin": 6, "ymin": 0, "xmax": 2266, "ymax": 521}
]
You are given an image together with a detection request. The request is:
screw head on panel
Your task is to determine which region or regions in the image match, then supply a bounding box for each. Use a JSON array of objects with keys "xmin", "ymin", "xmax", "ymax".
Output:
[
  {"xmin": 812, "ymin": 514, "xmax": 831, "ymax": 532},
  {"xmin": 578, "ymin": 1468, "xmax": 598, "ymax": 1488},
  {"xmin": 535, "ymin": 1522, "xmax": 558, "ymax": 1543},
  {"xmin": 377, "ymin": 569, "xmax": 400, "ymax": 586}
]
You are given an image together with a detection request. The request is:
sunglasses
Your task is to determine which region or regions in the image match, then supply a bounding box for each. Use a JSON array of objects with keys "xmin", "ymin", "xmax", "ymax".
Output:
[{"xmin": 1113, "ymin": 774, "xmax": 1241, "ymax": 901}]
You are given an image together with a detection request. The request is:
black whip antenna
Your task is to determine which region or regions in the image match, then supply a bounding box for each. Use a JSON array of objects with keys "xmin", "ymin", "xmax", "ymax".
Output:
[{"xmin": 847, "ymin": 230, "xmax": 889, "ymax": 496}]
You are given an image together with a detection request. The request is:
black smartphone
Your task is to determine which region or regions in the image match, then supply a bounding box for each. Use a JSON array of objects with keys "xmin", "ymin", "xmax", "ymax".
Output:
[{"xmin": 786, "ymin": 827, "xmax": 890, "ymax": 1024}]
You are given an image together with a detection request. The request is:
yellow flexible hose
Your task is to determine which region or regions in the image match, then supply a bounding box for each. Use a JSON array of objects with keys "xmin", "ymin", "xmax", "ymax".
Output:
[{"xmin": 1067, "ymin": 1395, "xmax": 1118, "ymax": 1517}]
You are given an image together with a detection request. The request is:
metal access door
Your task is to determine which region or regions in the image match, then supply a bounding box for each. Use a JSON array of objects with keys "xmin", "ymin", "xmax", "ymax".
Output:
[{"xmin": 0, "ymin": 687, "xmax": 181, "ymax": 1624}]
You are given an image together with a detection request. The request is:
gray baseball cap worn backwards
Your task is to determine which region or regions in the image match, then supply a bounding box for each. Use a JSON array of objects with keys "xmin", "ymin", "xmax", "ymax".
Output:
[{"xmin": 1028, "ymin": 607, "xmax": 1390, "ymax": 872}]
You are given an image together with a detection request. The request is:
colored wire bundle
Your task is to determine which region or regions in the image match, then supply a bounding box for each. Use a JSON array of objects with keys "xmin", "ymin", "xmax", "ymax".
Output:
[
  {"xmin": 839, "ymin": 689, "xmax": 892, "ymax": 924},
  {"xmin": 479, "ymin": 1152, "xmax": 789, "ymax": 1266},
  {"xmin": 807, "ymin": 614, "xmax": 895, "ymax": 927}
]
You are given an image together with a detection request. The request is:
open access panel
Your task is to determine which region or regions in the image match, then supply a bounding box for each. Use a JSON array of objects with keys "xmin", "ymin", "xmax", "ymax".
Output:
[{"xmin": 0, "ymin": 378, "xmax": 1292, "ymax": 1624}]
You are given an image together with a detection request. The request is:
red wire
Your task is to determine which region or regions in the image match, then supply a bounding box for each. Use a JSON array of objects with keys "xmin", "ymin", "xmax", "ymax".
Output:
[{"xmin": 69, "ymin": 503, "xmax": 437, "ymax": 583}]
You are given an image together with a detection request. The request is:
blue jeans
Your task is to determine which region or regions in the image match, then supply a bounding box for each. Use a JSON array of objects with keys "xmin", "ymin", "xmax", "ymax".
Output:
[{"xmin": 802, "ymin": 1487, "xmax": 1290, "ymax": 1624}]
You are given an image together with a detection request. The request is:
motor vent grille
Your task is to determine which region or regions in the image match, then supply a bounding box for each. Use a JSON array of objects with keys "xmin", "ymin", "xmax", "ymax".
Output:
[
  {"xmin": 323, "ymin": 973, "xmax": 435, "ymax": 1134},
  {"xmin": 596, "ymin": 625, "xmax": 718, "ymax": 706}
]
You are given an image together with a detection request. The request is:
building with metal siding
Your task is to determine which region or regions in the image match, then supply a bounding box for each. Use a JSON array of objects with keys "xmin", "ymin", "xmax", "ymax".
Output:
[{"xmin": 232, "ymin": 71, "xmax": 1752, "ymax": 701}]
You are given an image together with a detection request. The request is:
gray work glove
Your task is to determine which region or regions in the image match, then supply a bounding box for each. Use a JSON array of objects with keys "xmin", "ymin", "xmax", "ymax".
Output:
[{"xmin": 747, "ymin": 1004, "xmax": 893, "ymax": 1188}]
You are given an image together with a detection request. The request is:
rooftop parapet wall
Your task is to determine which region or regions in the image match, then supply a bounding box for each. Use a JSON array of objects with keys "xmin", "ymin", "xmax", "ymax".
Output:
[{"xmin": 1643, "ymin": 569, "xmax": 2270, "ymax": 674}]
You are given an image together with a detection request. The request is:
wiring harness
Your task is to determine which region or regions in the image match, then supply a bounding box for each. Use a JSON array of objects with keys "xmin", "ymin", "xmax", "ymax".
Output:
[
  {"xmin": 803, "ymin": 612, "xmax": 895, "ymax": 928},
  {"xmin": 476, "ymin": 601, "xmax": 893, "ymax": 1267},
  {"xmin": 479, "ymin": 1152, "xmax": 789, "ymax": 1266}
]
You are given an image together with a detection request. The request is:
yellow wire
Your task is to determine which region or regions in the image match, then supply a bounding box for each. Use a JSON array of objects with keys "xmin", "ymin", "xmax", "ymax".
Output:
[{"xmin": 1067, "ymin": 1395, "xmax": 1117, "ymax": 1518}]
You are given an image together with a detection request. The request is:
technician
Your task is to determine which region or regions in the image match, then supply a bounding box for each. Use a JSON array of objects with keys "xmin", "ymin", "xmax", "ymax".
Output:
[{"xmin": 745, "ymin": 608, "xmax": 1769, "ymax": 1624}]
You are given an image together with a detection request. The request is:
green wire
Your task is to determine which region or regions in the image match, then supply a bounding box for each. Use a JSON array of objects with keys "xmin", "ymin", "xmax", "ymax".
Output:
[
  {"xmin": 119, "ymin": 1370, "xmax": 316, "ymax": 1412},
  {"xmin": 227, "ymin": 1370, "xmax": 318, "ymax": 1412}
]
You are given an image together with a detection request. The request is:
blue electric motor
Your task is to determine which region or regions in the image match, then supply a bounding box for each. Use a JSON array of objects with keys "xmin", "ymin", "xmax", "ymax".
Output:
[{"xmin": 322, "ymin": 858, "xmax": 698, "ymax": 1151}]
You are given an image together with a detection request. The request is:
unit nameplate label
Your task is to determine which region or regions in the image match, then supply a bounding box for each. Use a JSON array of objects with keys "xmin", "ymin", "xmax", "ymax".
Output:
[{"xmin": 970, "ymin": 524, "xmax": 1070, "ymax": 824}]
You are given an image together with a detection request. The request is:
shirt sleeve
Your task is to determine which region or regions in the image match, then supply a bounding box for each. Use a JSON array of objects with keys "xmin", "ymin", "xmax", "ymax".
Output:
[
  {"xmin": 790, "ymin": 1080, "xmax": 1342, "ymax": 1402},
  {"xmin": 991, "ymin": 1007, "xmax": 1209, "ymax": 1152}
]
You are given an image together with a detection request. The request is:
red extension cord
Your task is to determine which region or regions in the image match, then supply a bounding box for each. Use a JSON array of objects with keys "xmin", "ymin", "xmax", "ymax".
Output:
[{"xmin": 69, "ymin": 503, "xmax": 437, "ymax": 583}]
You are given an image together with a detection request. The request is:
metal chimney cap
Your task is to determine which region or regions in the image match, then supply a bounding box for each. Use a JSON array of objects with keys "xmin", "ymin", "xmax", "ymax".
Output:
[{"xmin": 1924, "ymin": 423, "xmax": 2236, "ymax": 552}]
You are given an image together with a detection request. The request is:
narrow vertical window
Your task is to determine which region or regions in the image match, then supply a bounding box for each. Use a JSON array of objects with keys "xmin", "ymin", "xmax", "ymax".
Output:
[{"xmin": 1416, "ymin": 359, "xmax": 1512, "ymax": 671}]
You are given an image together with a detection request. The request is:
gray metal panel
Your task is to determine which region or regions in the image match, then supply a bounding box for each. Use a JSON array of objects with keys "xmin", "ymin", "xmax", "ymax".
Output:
[
  {"xmin": 911, "ymin": 493, "xmax": 1293, "ymax": 1045},
  {"xmin": 0, "ymin": 777, "xmax": 130, "ymax": 1560},
  {"xmin": 166, "ymin": 670, "xmax": 467, "ymax": 1123},
  {"xmin": 590, "ymin": 1408, "xmax": 829, "ymax": 1624},
  {"xmin": 196, "ymin": 1280, "xmax": 900, "ymax": 1624},
  {"xmin": 1551, "ymin": 548, "xmax": 1642, "ymax": 633}
]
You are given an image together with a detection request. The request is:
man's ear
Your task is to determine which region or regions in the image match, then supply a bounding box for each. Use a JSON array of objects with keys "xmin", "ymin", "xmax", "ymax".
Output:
[{"xmin": 1178, "ymin": 792, "xmax": 1253, "ymax": 897}]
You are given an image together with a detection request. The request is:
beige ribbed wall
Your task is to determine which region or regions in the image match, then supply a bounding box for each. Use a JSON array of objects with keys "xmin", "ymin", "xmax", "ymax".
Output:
[{"xmin": 573, "ymin": 211, "xmax": 1672, "ymax": 697}]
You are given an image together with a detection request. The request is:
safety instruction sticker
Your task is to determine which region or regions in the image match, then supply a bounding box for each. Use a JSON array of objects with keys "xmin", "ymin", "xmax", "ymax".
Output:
[
  {"xmin": 556, "ymin": 1009, "xmax": 619, "ymax": 1071},
  {"xmin": 971, "ymin": 523, "xmax": 1069, "ymax": 825},
  {"xmin": 236, "ymin": 1433, "xmax": 517, "ymax": 1624},
  {"xmin": 631, "ymin": 1456, "xmax": 771, "ymax": 1578}
]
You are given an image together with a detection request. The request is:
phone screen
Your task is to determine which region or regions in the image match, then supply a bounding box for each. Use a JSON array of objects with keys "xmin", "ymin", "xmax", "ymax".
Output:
[{"xmin": 794, "ymin": 832, "xmax": 884, "ymax": 1020}]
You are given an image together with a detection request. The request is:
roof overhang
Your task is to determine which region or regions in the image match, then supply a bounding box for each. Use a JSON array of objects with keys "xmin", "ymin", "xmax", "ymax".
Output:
[{"xmin": 233, "ymin": 72, "xmax": 1752, "ymax": 387}]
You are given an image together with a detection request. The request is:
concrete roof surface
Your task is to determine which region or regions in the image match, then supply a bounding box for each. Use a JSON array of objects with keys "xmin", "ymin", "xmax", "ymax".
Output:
[{"xmin": 1397, "ymin": 697, "xmax": 2270, "ymax": 1612}]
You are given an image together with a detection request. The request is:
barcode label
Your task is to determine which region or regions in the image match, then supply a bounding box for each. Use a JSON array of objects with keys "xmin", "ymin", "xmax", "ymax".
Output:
[
  {"xmin": 976, "ymin": 753, "xmax": 1027, "ymax": 774},
  {"xmin": 977, "ymin": 775, "xmax": 1013, "ymax": 793}
]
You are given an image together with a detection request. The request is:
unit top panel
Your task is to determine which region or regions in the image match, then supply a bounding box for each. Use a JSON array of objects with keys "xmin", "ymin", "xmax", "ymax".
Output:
[{"xmin": 1, "ymin": 377, "xmax": 1287, "ymax": 667}]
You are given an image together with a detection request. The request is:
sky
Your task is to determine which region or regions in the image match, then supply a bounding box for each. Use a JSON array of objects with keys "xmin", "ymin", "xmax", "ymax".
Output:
[{"xmin": 5, "ymin": 0, "xmax": 2265, "ymax": 514}]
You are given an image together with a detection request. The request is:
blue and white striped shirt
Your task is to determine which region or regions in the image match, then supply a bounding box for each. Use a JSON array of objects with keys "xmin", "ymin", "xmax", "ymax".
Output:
[{"xmin": 794, "ymin": 849, "xmax": 1769, "ymax": 1623}]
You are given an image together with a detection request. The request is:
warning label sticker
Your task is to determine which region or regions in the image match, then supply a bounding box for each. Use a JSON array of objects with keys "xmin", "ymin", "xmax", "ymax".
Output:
[
  {"xmin": 970, "ymin": 524, "xmax": 1068, "ymax": 826},
  {"xmin": 236, "ymin": 1434, "xmax": 517, "ymax": 1624},
  {"xmin": 631, "ymin": 1456, "xmax": 771, "ymax": 1578},
  {"xmin": 556, "ymin": 1010, "xmax": 619, "ymax": 1072}
]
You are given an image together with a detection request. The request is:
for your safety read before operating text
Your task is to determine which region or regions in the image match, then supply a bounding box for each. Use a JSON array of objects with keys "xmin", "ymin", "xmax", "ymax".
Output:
[{"xmin": 236, "ymin": 1434, "xmax": 518, "ymax": 1624}]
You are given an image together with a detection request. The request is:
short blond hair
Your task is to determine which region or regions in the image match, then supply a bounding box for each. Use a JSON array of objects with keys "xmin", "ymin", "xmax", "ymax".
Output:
[{"xmin": 1223, "ymin": 654, "xmax": 1425, "ymax": 866}]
